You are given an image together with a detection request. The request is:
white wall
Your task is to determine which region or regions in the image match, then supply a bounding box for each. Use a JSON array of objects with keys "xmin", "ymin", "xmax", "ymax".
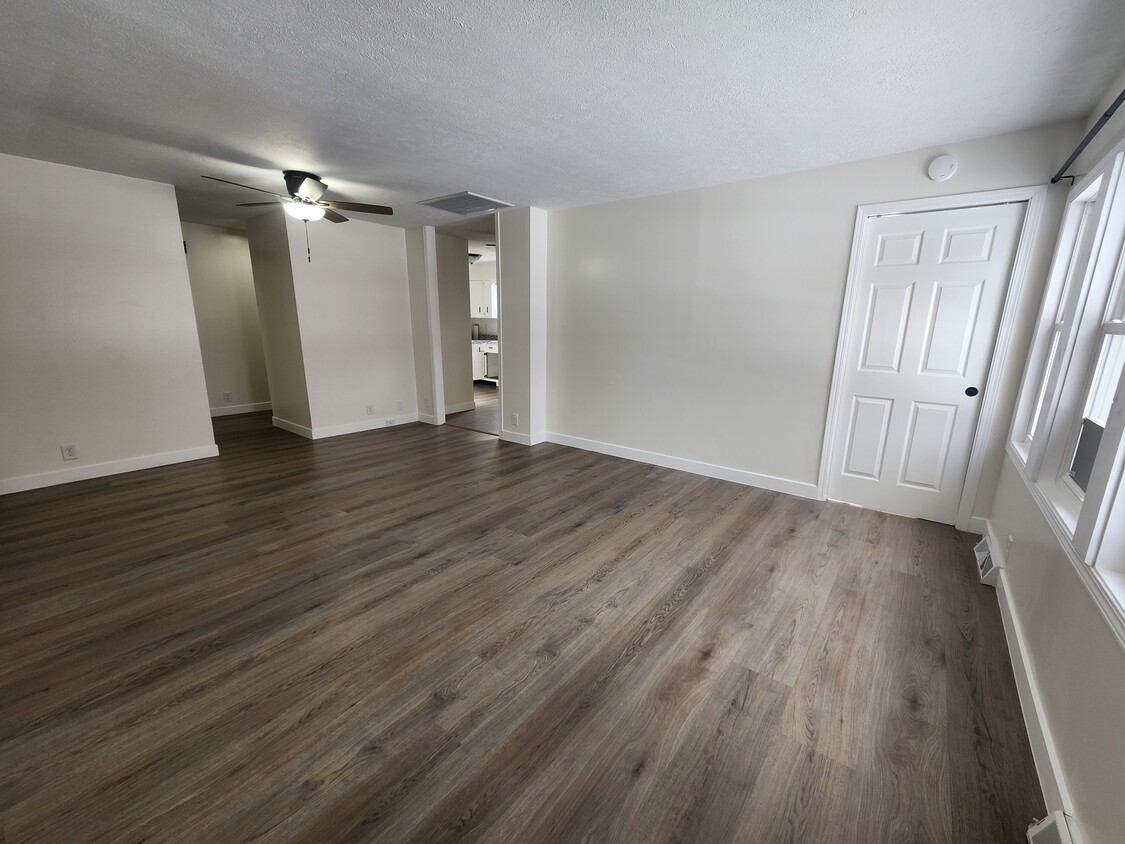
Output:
[
  {"xmin": 247, "ymin": 210, "xmax": 420, "ymax": 437},
  {"xmin": 181, "ymin": 223, "xmax": 271, "ymax": 415},
  {"xmin": 405, "ymin": 226, "xmax": 441, "ymax": 423},
  {"xmin": 0, "ymin": 152, "xmax": 216, "ymax": 493},
  {"xmin": 436, "ymin": 233, "xmax": 474, "ymax": 411},
  {"xmin": 988, "ymin": 462, "xmax": 1125, "ymax": 843},
  {"xmin": 292, "ymin": 215, "xmax": 416, "ymax": 433},
  {"xmin": 246, "ymin": 210, "xmax": 313, "ymax": 430},
  {"xmin": 498, "ymin": 207, "xmax": 548, "ymax": 444},
  {"xmin": 547, "ymin": 121, "xmax": 1082, "ymax": 505},
  {"xmin": 983, "ymin": 82, "xmax": 1125, "ymax": 844},
  {"xmin": 1073, "ymin": 65, "xmax": 1125, "ymax": 172},
  {"xmin": 472, "ymin": 316, "xmax": 499, "ymax": 337}
]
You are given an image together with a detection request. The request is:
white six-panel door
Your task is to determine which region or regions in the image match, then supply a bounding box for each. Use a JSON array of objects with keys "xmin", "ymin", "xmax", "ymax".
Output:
[{"xmin": 827, "ymin": 202, "xmax": 1026, "ymax": 524}]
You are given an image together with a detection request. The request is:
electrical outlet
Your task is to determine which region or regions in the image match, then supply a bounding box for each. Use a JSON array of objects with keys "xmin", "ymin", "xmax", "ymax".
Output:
[
  {"xmin": 222, "ymin": 391, "xmax": 233, "ymax": 403},
  {"xmin": 1005, "ymin": 534, "xmax": 1014, "ymax": 556},
  {"xmin": 60, "ymin": 444, "xmax": 78, "ymax": 461},
  {"xmin": 511, "ymin": 412, "xmax": 519, "ymax": 426},
  {"xmin": 385, "ymin": 419, "xmax": 394, "ymax": 427},
  {"xmin": 366, "ymin": 404, "xmax": 375, "ymax": 416},
  {"xmin": 396, "ymin": 400, "xmax": 404, "ymax": 411},
  {"xmin": 424, "ymin": 397, "xmax": 432, "ymax": 409}
]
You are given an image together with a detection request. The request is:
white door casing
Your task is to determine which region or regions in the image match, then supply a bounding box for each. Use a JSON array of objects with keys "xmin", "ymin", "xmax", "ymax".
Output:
[{"xmin": 826, "ymin": 201, "xmax": 1027, "ymax": 524}]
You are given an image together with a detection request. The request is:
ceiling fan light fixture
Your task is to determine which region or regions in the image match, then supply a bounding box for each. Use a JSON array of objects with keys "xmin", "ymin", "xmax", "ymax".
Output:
[{"xmin": 283, "ymin": 201, "xmax": 326, "ymax": 222}]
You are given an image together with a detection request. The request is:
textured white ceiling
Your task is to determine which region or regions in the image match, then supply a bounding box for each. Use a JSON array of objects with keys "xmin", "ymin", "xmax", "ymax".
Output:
[{"xmin": 0, "ymin": 0, "xmax": 1121, "ymax": 228}]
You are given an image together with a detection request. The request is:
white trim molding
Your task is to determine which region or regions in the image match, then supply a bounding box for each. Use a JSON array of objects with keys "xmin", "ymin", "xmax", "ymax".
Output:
[
  {"xmin": 0, "ymin": 445, "xmax": 219, "ymax": 495},
  {"xmin": 445, "ymin": 400, "xmax": 476, "ymax": 414},
  {"xmin": 423, "ymin": 225, "xmax": 446, "ymax": 425},
  {"xmin": 502, "ymin": 429, "xmax": 547, "ymax": 446},
  {"xmin": 210, "ymin": 401, "xmax": 272, "ymax": 417},
  {"xmin": 817, "ymin": 185, "xmax": 1050, "ymax": 532},
  {"xmin": 273, "ymin": 414, "xmax": 421, "ymax": 440},
  {"xmin": 272, "ymin": 416, "xmax": 314, "ymax": 439},
  {"xmin": 547, "ymin": 432, "xmax": 818, "ymax": 499},
  {"xmin": 311, "ymin": 414, "xmax": 419, "ymax": 440}
]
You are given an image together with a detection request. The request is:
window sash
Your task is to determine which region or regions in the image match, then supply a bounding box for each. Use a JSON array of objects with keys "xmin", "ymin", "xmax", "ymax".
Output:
[{"xmin": 1024, "ymin": 183, "xmax": 1110, "ymax": 480}]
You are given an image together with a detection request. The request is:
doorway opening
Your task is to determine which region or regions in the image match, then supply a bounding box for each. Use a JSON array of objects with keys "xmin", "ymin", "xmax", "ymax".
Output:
[
  {"xmin": 448, "ymin": 381, "xmax": 499, "ymax": 435},
  {"xmin": 436, "ymin": 213, "xmax": 500, "ymax": 436}
]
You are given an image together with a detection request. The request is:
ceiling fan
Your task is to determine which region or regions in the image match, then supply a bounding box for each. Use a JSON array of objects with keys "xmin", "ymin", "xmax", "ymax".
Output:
[{"xmin": 202, "ymin": 170, "xmax": 392, "ymax": 223}]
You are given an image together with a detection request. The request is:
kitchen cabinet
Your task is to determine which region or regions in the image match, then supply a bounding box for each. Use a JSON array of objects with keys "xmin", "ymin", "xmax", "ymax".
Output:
[
  {"xmin": 472, "ymin": 340, "xmax": 498, "ymax": 382},
  {"xmin": 469, "ymin": 280, "xmax": 498, "ymax": 318},
  {"xmin": 472, "ymin": 342, "xmax": 487, "ymax": 380}
]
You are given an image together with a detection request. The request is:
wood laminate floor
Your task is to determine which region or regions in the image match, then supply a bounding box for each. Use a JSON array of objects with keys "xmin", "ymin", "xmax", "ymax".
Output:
[
  {"xmin": 0, "ymin": 413, "xmax": 1044, "ymax": 843},
  {"xmin": 446, "ymin": 382, "xmax": 499, "ymax": 436}
]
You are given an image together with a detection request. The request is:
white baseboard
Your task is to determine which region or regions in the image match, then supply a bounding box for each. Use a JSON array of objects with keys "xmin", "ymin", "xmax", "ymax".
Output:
[
  {"xmin": 272, "ymin": 416, "xmax": 314, "ymax": 439},
  {"xmin": 0, "ymin": 444, "xmax": 220, "ymax": 495},
  {"xmin": 311, "ymin": 414, "xmax": 420, "ymax": 440},
  {"xmin": 987, "ymin": 520, "xmax": 1073, "ymax": 818},
  {"xmin": 210, "ymin": 401, "xmax": 271, "ymax": 417},
  {"xmin": 501, "ymin": 429, "xmax": 547, "ymax": 446},
  {"xmin": 273, "ymin": 413, "xmax": 421, "ymax": 440},
  {"xmin": 419, "ymin": 413, "xmax": 439, "ymax": 425},
  {"xmin": 961, "ymin": 515, "xmax": 987, "ymax": 536},
  {"xmin": 445, "ymin": 400, "xmax": 476, "ymax": 414},
  {"xmin": 545, "ymin": 432, "xmax": 818, "ymax": 499}
]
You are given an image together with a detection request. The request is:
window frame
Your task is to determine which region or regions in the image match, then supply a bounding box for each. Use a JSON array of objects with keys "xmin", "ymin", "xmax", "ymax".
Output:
[{"xmin": 1009, "ymin": 140, "xmax": 1125, "ymax": 601}]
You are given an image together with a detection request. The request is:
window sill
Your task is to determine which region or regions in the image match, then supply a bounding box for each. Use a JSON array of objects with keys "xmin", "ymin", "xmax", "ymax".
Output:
[
  {"xmin": 1096, "ymin": 569, "xmax": 1125, "ymax": 621},
  {"xmin": 1009, "ymin": 439, "xmax": 1032, "ymax": 472},
  {"xmin": 1043, "ymin": 475, "xmax": 1081, "ymax": 537}
]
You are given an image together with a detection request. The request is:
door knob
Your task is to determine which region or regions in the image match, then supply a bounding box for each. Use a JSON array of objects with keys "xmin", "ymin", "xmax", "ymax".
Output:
[{"xmin": 965, "ymin": 387, "xmax": 979, "ymax": 397}]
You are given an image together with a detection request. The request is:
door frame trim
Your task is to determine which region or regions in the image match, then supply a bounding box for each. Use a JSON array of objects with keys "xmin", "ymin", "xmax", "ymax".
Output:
[{"xmin": 817, "ymin": 185, "xmax": 1049, "ymax": 531}]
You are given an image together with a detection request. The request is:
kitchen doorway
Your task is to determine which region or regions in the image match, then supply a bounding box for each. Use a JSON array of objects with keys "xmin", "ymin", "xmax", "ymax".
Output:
[
  {"xmin": 437, "ymin": 213, "xmax": 500, "ymax": 436},
  {"xmin": 446, "ymin": 381, "xmax": 499, "ymax": 435}
]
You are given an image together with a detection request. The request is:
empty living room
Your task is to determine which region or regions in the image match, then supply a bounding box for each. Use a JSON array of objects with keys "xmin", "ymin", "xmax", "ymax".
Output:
[{"xmin": 2, "ymin": 2, "xmax": 1124, "ymax": 842}]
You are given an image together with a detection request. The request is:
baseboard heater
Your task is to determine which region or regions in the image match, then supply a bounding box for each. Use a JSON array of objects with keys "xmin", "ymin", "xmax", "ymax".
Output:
[
  {"xmin": 1027, "ymin": 810, "xmax": 1076, "ymax": 844},
  {"xmin": 974, "ymin": 536, "xmax": 1001, "ymax": 587}
]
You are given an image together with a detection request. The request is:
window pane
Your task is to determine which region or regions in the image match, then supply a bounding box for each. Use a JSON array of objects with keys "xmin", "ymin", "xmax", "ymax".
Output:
[
  {"xmin": 1067, "ymin": 333, "xmax": 1125, "ymax": 492},
  {"xmin": 1056, "ymin": 201, "xmax": 1097, "ymax": 323},
  {"xmin": 1086, "ymin": 333, "xmax": 1125, "ymax": 427},
  {"xmin": 1028, "ymin": 329, "xmax": 1062, "ymax": 441},
  {"xmin": 1107, "ymin": 244, "xmax": 1125, "ymax": 323}
]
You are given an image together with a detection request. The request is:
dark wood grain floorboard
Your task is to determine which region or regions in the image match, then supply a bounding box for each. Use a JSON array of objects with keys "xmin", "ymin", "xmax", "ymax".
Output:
[{"xmin": 0, "ymin": 412, "xmax": 1045, "ymax": 842}]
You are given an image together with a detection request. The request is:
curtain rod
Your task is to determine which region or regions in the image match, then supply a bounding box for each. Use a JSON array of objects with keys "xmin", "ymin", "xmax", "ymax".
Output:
[{"xmin": 1051, "ymin": 87, "xmax": 1125, "ymax": 184}]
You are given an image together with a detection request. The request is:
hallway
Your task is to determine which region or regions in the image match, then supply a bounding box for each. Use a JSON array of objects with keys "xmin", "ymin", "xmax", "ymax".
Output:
[{"xmin": 446, "ymin": 381, "xmax": 498, "ymax": 435}]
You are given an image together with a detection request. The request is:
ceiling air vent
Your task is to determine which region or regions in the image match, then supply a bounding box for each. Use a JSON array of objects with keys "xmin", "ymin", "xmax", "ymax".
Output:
[{"xmin": 417, "ymin": 191, "xmax": 513, "ymax": 215}]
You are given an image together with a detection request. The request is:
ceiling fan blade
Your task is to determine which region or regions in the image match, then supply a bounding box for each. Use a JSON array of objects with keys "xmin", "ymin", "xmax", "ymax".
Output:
[
  {"xmin": 324, "ymin": 209, "xmax": 349, "ymax": 223},
  {"xmin": 321, "ymin": 200, "xmax": 393, "ymax": 215},
  {"xmin": 202, "ymin": 175, "xmax": 282, "ymax": 197},
  {"xmin": 236, "ymin": 201, "xmax": 283, "ymax": 207}
]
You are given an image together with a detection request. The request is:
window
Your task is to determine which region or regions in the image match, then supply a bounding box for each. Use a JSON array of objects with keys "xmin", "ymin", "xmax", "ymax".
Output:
[
  {"xmin": 1021, "ymin": 196, "xmax": 1099, "ymax": 447},
  {"xmin": 1011, "ymin": 143, "xmax": 1125, "ymax": 597}
]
